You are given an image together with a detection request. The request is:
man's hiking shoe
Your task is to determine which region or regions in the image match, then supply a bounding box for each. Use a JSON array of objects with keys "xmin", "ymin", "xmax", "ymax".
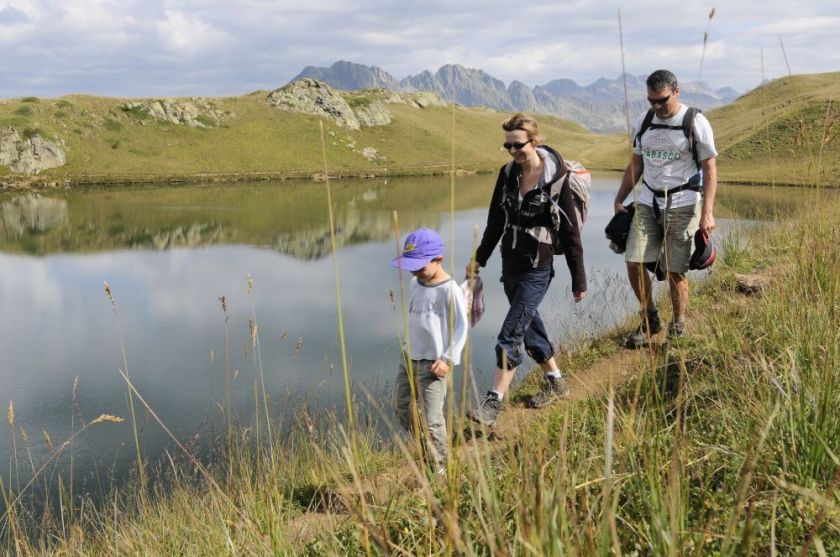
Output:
[
  {"xmin": 466, "ymin": 391, "xmax": 502, "ymax": 427},
  {"xmin": 667, "ymin": 319, "xmax": 686, "ymax": 340},
  {"xmin": 527, "ymin": 375, "xmax": 571, "ymax": 408},
  {"xmin": 625, "ymin": 310, "xmax": 662, "ymax": 349}
]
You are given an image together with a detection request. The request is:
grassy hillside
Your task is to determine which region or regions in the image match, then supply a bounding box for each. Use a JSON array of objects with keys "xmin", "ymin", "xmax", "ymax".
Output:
[
  {"xmin": 1, "ymin": 72, "xmax": 836, "ymax": 187},
  {"xmin": 711, "ymin": 72, "xmax": 839, "ymax": 185},
  {"xmin": 0, "ymin": 91, "xmax": 615, "ymax": 185},
  {"xmin": 589, "ymin": 72, "xmax": 840, "ymax": 185}
]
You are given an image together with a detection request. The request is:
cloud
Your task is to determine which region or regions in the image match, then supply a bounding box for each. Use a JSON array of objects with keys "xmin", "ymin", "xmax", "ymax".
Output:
[
  {"xmin": 0, "ymin": 0, "xmax": 837, "ymax": 97},
  {"xmin": 156, "ymin": 8, "xmax": 232, "ymax": 56},
  {"xmin": 0, "ymin": 5, "xmax": 28, "ymax": 25}
]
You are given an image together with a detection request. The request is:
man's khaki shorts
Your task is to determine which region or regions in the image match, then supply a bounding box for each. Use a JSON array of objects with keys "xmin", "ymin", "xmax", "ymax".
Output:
[{"xmin": 625, "ymin": 202, "xmax": 701, "ymax": 274}]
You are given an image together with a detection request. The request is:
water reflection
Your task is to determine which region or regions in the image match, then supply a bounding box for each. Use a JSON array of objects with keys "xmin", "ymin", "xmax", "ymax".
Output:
[
  {"xmin": 0, "ymin": 176, "xmax": 492, "ymax": 257},
  {"xmin": 0, "ymin": 193, "xmax": 68, "ymax": 238}
]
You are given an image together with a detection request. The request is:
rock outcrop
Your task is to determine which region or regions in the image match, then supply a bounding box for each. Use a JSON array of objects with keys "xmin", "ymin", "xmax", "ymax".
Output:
[
  {"xmin": 120, "ymin": 98, "xmax": 229, "ymax": 127},
  {"xmin": 0, "ymin": 128, "xmax": 66, "ymax": 174},
  {"xmin": 266, "ymin": 80, "xmax": 447, "ymax": 130},
  {"xmin": 267, "ymin": 79, "xmax": 362, "ymax": 129},
  {"xmin": 403, "ymin": 91, "xmax": 447, "ymax": 109}
]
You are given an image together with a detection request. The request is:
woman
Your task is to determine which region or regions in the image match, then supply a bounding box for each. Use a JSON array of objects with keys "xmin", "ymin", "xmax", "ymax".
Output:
[{"xmin": 466, "ymin": 113, "xmax": 586, "ymax": 427}]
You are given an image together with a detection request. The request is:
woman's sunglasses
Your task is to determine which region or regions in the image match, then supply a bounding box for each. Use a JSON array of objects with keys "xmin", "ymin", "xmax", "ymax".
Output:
[{"xmin": 503, "ymin": 140, "xmax": 532, "ymax": 150}]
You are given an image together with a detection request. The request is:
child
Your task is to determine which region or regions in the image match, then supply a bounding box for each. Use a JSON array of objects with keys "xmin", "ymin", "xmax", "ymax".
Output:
[{"xmin": 390, "ymin": 228, "xmax": 469, "ymax": 469}]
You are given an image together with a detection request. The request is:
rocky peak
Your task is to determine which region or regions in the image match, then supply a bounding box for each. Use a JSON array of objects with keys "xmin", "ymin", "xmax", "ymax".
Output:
[
  {"xmin": 508, "ymin": 81, "xmax": 539, "ymax": 112},
  {"xmin": 541, "ymin": 78, "xmax": 583, "ymax": 98},
  {"xmin": 292, "ymin": 60, "xmax": 403, "ymax": 91}
]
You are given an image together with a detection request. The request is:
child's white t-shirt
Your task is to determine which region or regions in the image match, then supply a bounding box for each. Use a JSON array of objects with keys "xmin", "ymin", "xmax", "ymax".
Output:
[{"xmin": 406, "ymin": 277, "xmax": 469, "ymax": 365}]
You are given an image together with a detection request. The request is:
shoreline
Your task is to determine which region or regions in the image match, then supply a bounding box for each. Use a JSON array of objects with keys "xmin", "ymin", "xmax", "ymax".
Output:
[{"xmin": 2, "ymin": 164, "xmax": 835, "ymax": 191}]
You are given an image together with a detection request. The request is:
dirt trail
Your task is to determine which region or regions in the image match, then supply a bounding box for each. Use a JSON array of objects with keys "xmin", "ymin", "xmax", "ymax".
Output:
[{"xmin": 488, "ymin": 347, "xmax": 643, "ymax": 440}]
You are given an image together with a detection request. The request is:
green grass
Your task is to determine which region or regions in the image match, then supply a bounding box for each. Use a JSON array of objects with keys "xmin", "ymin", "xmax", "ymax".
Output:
[{"xmin": 13, "ymin": 105, "xmax": 33, "ymax": 117}]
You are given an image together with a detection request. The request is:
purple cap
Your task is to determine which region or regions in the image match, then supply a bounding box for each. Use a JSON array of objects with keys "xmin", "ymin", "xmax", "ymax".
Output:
[{"xmin": 389, "ymin": 229, "xmax": 444, "ymax": 272}]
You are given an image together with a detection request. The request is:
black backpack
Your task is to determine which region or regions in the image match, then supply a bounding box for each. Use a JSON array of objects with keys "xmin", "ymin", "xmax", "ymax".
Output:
[{"xmin": 634, "ymin": 107, "xmax": 702, "ymax": 170}]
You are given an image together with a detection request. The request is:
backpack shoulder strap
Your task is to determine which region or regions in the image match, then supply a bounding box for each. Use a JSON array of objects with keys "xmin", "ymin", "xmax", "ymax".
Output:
[
  {"xmin": 634, "ymin": 109, "xmax": 656, "ymax": 148},
  {"xmin": 682, "ymin": 107, "xmax": 701, "ymax": 170},
  {"xmin": 503, "ymin": 160, "xmax": 514, "ymax": 179}
]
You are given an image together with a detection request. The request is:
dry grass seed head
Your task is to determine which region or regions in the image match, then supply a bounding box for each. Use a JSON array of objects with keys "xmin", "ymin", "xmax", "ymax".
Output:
[
  {"xmin": 103, "ymin": 281, "xmax": 115, "ymax": 308},
  {"xmin": 43, "ymin": 430, "xmax": 54, "ymax": 454},
  {"xmin": 90, "ymin": 414, "xmax": 125, "ymax": 425}
]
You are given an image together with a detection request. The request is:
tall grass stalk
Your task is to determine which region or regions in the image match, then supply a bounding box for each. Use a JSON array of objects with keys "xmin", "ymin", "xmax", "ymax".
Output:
[
  {"xmin": 219, "ymin": 295, "xmax": 233, "ymax": 480},
  {"xmin": 103, "ymin": 281, "xmax": 146, "ymax": 492},
  {"xmin": 779, "ymin": 35, "xmax": 792, "ymax": 76},
  {"xmin": 319, "ymin": 121, "xmax": 357, "ymax": 453},
  {"xmin": 390, "ymin": 211, "xmax": 423, "ymax": 454},
  {"xmin": 247, "ymin": 273, "xmax": 274, "ymax": 456},
  {"xmin": 697, "ymin": 8, "xmax": 716, "ymax": 83},
  {"xmin": 460, "ymin": 226, "xmax": 480, "ymax": 421}
]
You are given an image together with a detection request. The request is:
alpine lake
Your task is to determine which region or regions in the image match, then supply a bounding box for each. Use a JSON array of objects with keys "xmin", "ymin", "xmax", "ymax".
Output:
[{"xmin": 0, "ymin": 172, "xmax": 815, "ymax": 506}]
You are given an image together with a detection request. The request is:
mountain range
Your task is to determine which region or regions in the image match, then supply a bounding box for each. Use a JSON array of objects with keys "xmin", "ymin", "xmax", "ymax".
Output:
[{"xmin": 291, "ymin": 61, "xmax": 741, "ymax": 133}]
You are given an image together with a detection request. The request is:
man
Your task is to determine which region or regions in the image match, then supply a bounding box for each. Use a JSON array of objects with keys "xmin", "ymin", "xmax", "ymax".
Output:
[{"xmin": 613, "ymin": 69, "xmax": 718, "ymax": 348}]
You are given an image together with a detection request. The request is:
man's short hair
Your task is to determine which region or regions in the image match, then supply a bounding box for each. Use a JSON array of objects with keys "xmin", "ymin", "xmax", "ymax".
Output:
[{"xmin": 646, "ymin": 70, "xmax": 678, "ymax": 92}]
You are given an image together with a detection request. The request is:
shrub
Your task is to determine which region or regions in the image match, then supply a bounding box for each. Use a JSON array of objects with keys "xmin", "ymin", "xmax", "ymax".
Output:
[
  {"xmin": 194, "ymin": 114, "xmax": 216, "ymax": 127},
  {"xmin": 120, "ymin": 105, "xmax": 152, "ymax": 121}
]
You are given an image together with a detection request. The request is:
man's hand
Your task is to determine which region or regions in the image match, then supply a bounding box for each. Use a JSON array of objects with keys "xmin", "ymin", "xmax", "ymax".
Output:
[
  {"xmin": 699, "ymin": 212, "xmax": 716, "ymax": 233},
  {"xmin": 465, "ymin": 260, "xmax": 480, "ymax": 277},
  {"xmin": 573, "ymin": 291, "xmax": 586, "ymax": 302},
  {"xmin": 614, "ymin": 201, "xmax": 628, "ymax": 215},
  {"xmin": 431, "ymin": 359, "xmax": 450, "ymax": 378}
]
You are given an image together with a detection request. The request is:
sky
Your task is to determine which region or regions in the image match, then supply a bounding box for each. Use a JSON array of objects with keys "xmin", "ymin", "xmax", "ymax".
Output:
[{"xmin": 0, "ymin": 0, "xmax": 838, "ymax": 99}]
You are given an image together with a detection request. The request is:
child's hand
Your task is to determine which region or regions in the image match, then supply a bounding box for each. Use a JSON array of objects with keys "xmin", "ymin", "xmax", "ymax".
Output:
[{"xmin": 431, "ymin": 359, "xmax": 450, "ymax": 378}]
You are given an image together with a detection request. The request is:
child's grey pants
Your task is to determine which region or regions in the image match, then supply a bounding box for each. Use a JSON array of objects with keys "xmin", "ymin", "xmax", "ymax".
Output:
[{"xmin": 395, "ymin": 357, "xmax": 448, "ymax": 464}]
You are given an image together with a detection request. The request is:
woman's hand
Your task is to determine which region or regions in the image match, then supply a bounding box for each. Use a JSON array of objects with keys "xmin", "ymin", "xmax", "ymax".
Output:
[
  {"xmin": 573, "ymin": 291, "xmax": 586, "ymax": 302},
  {"xmin": 465, "ymin": 260, "xmax": 480, "ymax": 277},
  {"xmin": 431, "ymin": 359, "xmax": 450, "ymax": 378}
]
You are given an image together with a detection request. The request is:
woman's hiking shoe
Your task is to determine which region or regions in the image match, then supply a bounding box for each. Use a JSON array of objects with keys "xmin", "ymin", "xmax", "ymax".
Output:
[
  {"xmin": 667, "ymin": 319, "xmax": 686, "ymax": 339},
  {"xmin": 466, "ymin": 391, "xmax": 503, "ymax": 427},
  {"xmin": 625, "ymin": 310, "xmax": 662, "ymax": 349},
  {"xmin": 527, "ymin": 375, "xmax": 571, "ymax": 408}
]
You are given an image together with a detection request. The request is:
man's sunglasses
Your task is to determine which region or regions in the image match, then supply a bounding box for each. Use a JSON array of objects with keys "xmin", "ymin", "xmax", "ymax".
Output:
[
  {"xmin": 503, "ymin": 140, "xmax": 532, "ymax": 150},
  {"xmin": 647, "ymin": 94, "xmax": 671, "ymax": 106}
]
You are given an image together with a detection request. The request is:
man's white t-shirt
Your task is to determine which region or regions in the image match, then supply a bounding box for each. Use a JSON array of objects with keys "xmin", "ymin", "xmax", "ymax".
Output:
[{"xmin": 632, "ymin": 104, "xmax": 718, "ymax": 210}]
